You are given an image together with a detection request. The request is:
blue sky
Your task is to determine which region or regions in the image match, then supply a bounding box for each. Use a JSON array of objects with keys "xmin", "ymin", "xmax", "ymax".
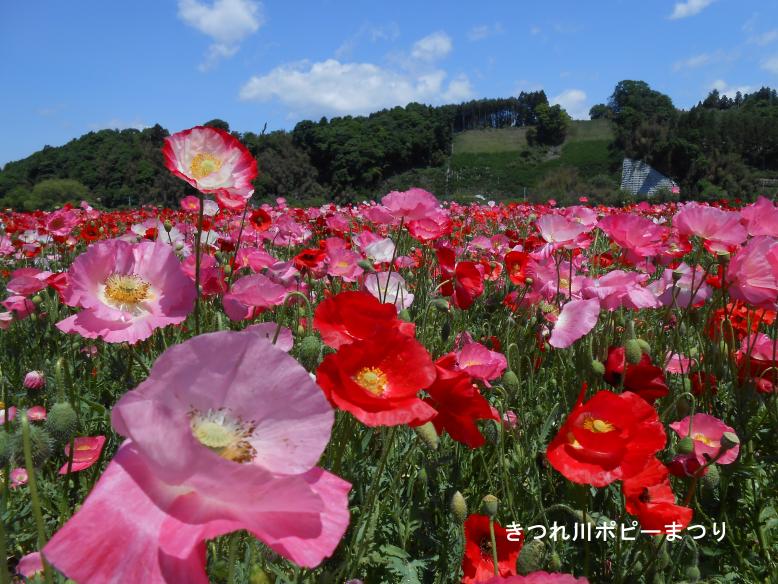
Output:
[{"xmin": 2, "ymin": 0, "xmax": 777, "ymax": 166}]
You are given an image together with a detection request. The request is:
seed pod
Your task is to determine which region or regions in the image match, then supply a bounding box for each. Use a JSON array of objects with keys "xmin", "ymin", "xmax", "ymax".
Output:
[
  {"xmin": 517, "ymin": 539, "xmax": 546, "ymax": 574},
  {"xmin": 413, "ymin": 421, "xmax": 439, "ymax": 451},
  {"xmin": 481, "ymin": 494, "xmax": 500, "ymax": 517},
  {"xmin": 163, "ymin": 220, "xmax": 174, "ymax": 232},
  {"xmin": 590, "ymin": 359, "xmax": 605, "ymax": 376},
  {"xmin": 46, "ymin": 402, "xmax": 78, "ymax": 444},
  {"xmin": 624, "ymin": 339, "xmax": 643, "ymax": 365},
  {"xmin": 450, "ymin": 491, "xmax": 468, "ymax": 524},
  {"xmin": 676, "ymin": 436, "xmax": 695, "ymax": 455},
  {"xmin": 637, "ymin": 338, "xmax": 651, "ymax": 355},
  {"xmin": 502, "ymin": 370, "xmax": 519, "ymax": 391}
]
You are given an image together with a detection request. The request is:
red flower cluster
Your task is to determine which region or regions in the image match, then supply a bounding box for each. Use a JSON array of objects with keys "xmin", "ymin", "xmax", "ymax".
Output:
[
  {"xmin": 437, "ymin": 247, "xmax": 484, "ymax": 309},
  {"xmin": 462, "ymin": 514, "xmax": 523, "ymax": 584}
]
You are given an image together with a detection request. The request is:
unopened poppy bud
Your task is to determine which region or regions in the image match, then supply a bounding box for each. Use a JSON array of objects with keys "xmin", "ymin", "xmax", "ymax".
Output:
[
  {"xmin": 590, "ymin": 359, "xmax": 605, "ymax": 376},
  {"xmin": 720, "ymin": 431, "xmax": 740, "ymax": 451},
  {"xmin": 163, "ymin": 220, "xmax": 174, "ymax": 232},
  {"xmin": 672, "ymin": 269, "xmax": 684, "ymax": 282},
  {"xmin": 214, "ymin": 251, "xmax": 224, "ymax": 262},
  {"xmin": 624, "ymin": 339, "xmax": 643, "ymax": 365},
  {"xmin": 16, "ymin": 421, "xmax": 53, "ymax": 467},
  {"xmin": 296, "ymin": 324, "xmax": 306, "ymax": 336},
  {"xmin": 502, "ymin": 370, "xmax": 519, "ymax": 391},
  {"xmin": 398, "ymin": 309, "xmax": 412, "ymax": 322},
  {"xmin": 685, "ymin": 566, "xmax": 701, "ymax": 582},
  {"xmin": 414, "ymin": 421, "xmax": 439, "ymax": 450},
  {"xmin": 175, "ymin": 241, "xmax": 184, "ymax": 251},
  {"xmin": 222, "ymin": 264, "xmax": 232, "ymax": 276},
  {"xmin": 298, "ymin": 335, "xmax": 322, "ymax": 369},
  {"xmin": 524, "ymin": 277, "xmax": 533, "ymax": 286},
  {"xmin": 450, "ymin": 491, "xmax": 468, "ymax": 523},
  {"xmin": 431, "ymin": 298, "xmax": 450, "ymax": 313},
  {"xmin": 357, "ymin": 259, "xmax": 375, "ymax": 273},
  {"xmin": 46, "ymin": 402, "xmax": 78, "ymax": 444},
  {"xmin": 517, "ymin": 540, "xmax": 545, "ymax": 574},
  {"xmin": 637, "ymin": 338, "xmax": 651, "ymax": 355},
  {"xmin": 677, "ymin": 436, "xmax": 695, "ymax": 455},
  {"xmin": 700, "ymin": 463, "xmax": 720, "ymax": 508},
  {"xmin": 481, "ymin": 494, "xmax": 500, "ymax": 517},
  {"xmin": 248, "ymin": 565, "xmax": 271, "ymax": 584},
  {"xmin": 23, "ymin": 371, "xmax": 46, "ymax": 390},
  {"xmin": 31, "ymin": 294, "xmax": 44, "ymax": 306},
  {"xmin": 548, "ymin": 552, "xmax": 562, "ymax": 571}
]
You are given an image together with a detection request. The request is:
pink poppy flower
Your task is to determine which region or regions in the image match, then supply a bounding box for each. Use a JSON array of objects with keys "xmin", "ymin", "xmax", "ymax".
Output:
[
  {"xmin": 456, "ymin": 342, "xmax": 507, "ymax": 385},
  {"xmin": 59, "ymin": 436, "xmax": 107, "ymax": 474},
  {"xmin": 740, "ymin": 196, "xmax": 778, "ymax": 237},
  {"xmin": 222, "ymin": 273, "xmax": 288, "ymax": 322},
  {"xmin": 6, "ymin": 274, "xmax": 46, "ymax": 296},
  {"xmin": 648, "ymin": 263, "xmax": 711, "ymax": 308},
  {"xmin": 326, "ymin": 247, "xmax": 364, "ymax": 282},
  {"xmin": 180, "ymin": 195, "xmax": 201, "ymax": 212},
  {"xmin": 27, "ymin": 406, "xmax": 47, "ymax": 421},
  {"xmin": 582, "ymin": 271, "xmax": 658, "ymax": 311},
  {"xmin": 56, "ymin": 239, "xmax": 195, "ymax": 344},
  {"xmin": 726, "ymin": 236, "xmax": 778, "ymax": 309},
  {"xmin": 45, "ymin": 208, "xmax": 79, "ymax": 237},
  {"xmin": 163, "ymin": 126, "xmax": 257, "ymax": 210},
  {"xmin": 381, "ymin": 188, "xmax": 441, "ymax": 221},
  {"xmin": 10, "ymin": 468, "xmax": 27, "ymax": 488},
  {"xmin": 598, "ymin": 214, "xmax": 668, "ymax": 261},
  {"xmin": 43, "ymin": 330, "xmax": 350, "ymax": 581},
  {"xmin": 536, "ymin": 214, "xmax": 590, "ymax": 248},
  {"xmin": 664, "ymin": 352, "xmax": 693, "ymax": 374},
  {"xmin": 548, "ymin": 298, "xmax": 601, "ymax": 349},
  {"xmin": 407, "ymin": 208, "xmax": 453, "ymax": 242},
  {"xmin": 0, "ymin": 311, "xmax": 12, "ymax": 330},
  {"xmin": 670, "ymin": 413, "xmax": 740, "ymax": 466},
  {"xmin": 674, "ymin": 203, "xmax": 747, "ymax": 251},
  {"xmin": 2, "ymin": 295, "xmax": 34, "ymax": 319},
  {"xmin": 364, "ymin": 272, "xmax": 414, "ymax": 309},
  {"xmin": 16, "ymin": 551, "xmax": 44, "ymax": 578}
]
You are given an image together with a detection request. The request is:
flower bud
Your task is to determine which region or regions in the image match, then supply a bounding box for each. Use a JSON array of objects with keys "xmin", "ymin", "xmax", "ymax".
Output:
[
  {"xmin": 700, "ymin": 463, "xmax": 720, "ymax": 509},
  {"xmin": 357, "ymin": 259, "xmax": 375, "ymax": 273},
  {"xmin": 524, "ymin": 277, "xmax": 533, "ymax": 286},
  {"xmin": 676, "ymin": 436, "xmax": 695, "ymax": 455},
  {"xmin": 298, "ymin": 335, "xmax": 322, "ymax": 370},
  {"xmin": 248, "ymin": 565, "xmax": 272, "ymax": 584},
  {"xmin": 450, "ymin": 491, "xmax": 468, "ymax": 524},
  {"xmin": 637, "ymin": 338, "xmax": 651, "ymax": 355},
  {"xmin": 23, "ymin": 371, "xmax": 46, "ymax": 390},
  {"xmin": 46, "ymin": 402, "xmax": 78, "ymax": 444},
  {"xmin": 481, "ymin": 494, "xmax": 500, "ymax": 517},
  {"xmin": 14, "ymin": 423, "xmax": 53, "ymax": 466},
  {"xmin": 31, "ymin": 294, "xmax": 44, "ymax": 306},
  {"xmin": 413, "ymin": 421, "xmax": 439, "ymax": 450},
  {"xmin": 685, "ymin": 566, "xmax": 701, "ymax": 582},
  {"xmin": 222, "ymin": 264, "xmax": 232, "ymax": 276},
  {"xmin": 398, "ymin": 309, "xmax": 412, "ymax": 322},
  {"xmin": 175, "ymin": 241, "xmax": 184, "ymax": 251},
  {"xmin": 502, "ymin": 370, "xmax": 520, "ymax": 391},
  {"xmin": 163, "ymin": 220, "xmax": 174, "ymax": 232},
  {"xmin": 624, "ymin": 339, "xmax": 643, "ymax": 365},
  {"xmin": 590, "ymin": 359, "xmax": 605, "ymax": 376},
  {"xmin": 517, "ymin": 540, "xmax": 545, "ymax": 574},
  {"xmin": 548, "ymin": 552, "xmax": 562, "ymax": 571},
  {"xmin": 431, "ymin": 298, "xmax": 450, "ymax": 313}
]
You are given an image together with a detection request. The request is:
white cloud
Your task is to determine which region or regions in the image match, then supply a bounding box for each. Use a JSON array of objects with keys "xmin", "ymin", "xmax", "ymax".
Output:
[
  {"xmin": 551, "ymin": 89, "xmax": 589, "ymax": 120},
  {"xmin": 749, "ymin": 29, "xmax": 778, "ymax": 46},
  {"xmin": 468, "ymin": 23, "xmax": 504, "ymax": 42},
  {"xmin": 239, "ymin": 59, "xmax": 473, "ymax": 115},
  {"xmin": 709, "ymin": 79, "xmax": 754, "ymax": 98},
  {"xmin": 410, "ymin": 32, "xmax": 452, "ymax": 62},
  {"xmin": 673, "ymin": 52, "xmax": 713, "ymax": 71},
  {"xmin": 335, "ymin": 22, "xmax": 400, "ymax": 60},
  {"xmin": 762, "ymin": 55, "xmax": 778, "ymax": 74},
  {"xmin": 529, "ymin": 26, "xmax": 541, "ymax": 36},
  {"xmin": 177, "ymin": 0, "xmax": 263, "ymax": 69},
  {"xmin": 669, "ymin": 0, "xmax": 716, "ymax": 20}
]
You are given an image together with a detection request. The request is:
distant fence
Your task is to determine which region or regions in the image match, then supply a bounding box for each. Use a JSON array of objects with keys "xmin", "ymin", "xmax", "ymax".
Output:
[{"xmin": 621, "ymin": 158, "xmax": 679, "ymax": 197}]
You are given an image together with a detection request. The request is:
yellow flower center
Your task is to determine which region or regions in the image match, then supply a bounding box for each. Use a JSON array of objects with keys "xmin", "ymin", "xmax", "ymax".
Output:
[
  {"xmin": 190, "ymin": 152, "xmax": 223, "ymax": 179},
  {"xmin": 583, "ymin": 416, "xmax": 615, "ymax": 433},
  {"xmin": 692, "ymin": 432, "xmax": 716, "ymax": 446},
  {"xmin": 104, "ymin": 274, "xmax": 151, "ymax": 306},
  {"xmin": 190, "ymin": 408, "xmax": 256, "ymax": 464},
  {"xmin": 354, "ymin": 366, "xmax": 388, "ymax": 396}
]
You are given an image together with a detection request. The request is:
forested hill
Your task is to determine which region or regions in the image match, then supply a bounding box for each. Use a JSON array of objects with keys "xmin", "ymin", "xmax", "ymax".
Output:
[{"xmin": 2, "ymin": 82, "xmax": 778, "ymax": 210}]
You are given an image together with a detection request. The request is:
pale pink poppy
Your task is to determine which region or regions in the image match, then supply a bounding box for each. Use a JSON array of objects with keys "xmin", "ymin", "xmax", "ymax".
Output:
[
  {"xmin": 364, "ymin": 272, "xmax": 414, "ymax": 309},
  {"xmin": 6, "ymin": 275, "xmax": 46, "ymax": 296},
  {"xmin": 222, "ymin": 273, "xmax": 288, "ymax": 322},
  {"xmin": 56, "ymin": 239, "xmax": 195, "ymax": 344},
  {"xmin": 235, "ymin": 248, "xmax": 276, "ymax": 272},
  {"xmin": 648, "ymin": 263, "xmax": 711, "ymax": 308},
  {"xmin": 726, "ymin": 236, "xmax": 778, "ymax": 309},
  {"xmin": 536, "ymin": 214, "xmax": 590, "ymax": 247},
  {"xmin": 163, "ymin": 126, "xmax": 257, "ymax": 210},
  {"xmin": 581, "ymin": 271, "xmax": 658, "ymax": 310},
  {"xmin": 10, "ymin": 468, "xmax": 27, "ymax": 488},
  {"xmin": 674, "ymin": 203, "xmax": 747, "ymax": 250},
  {"xmin": 456, "ymin": 342, "xmax": 507, "ymax": 384},
  {"xmin": 381, "ymin": 188, "xmax": 440, "ymax": 221},
  {"xmin": 670, "ymin": 413, "xmax": 739, "ymax": 466},
  {"xmin": 16, "ymin": 551, "xmax": 44, "ymax": 578},
  {"xmin": 27, "ymin": 406, "xmax": 47, "ymax": 421},
  {"xmin": 361, "ymin": 204, "xmax": 395, "ymax": 225},
  {"xmin": 59, "ymin": 436, "xmax": 107, "ymax": 474},
  {"xmin": 0, "ymin": 311, "xmax": 12, "ymax": 329},
  {"xmin": 44, "ymin": 330, "xmax": 351, "ymax": 581},
  {"xmin": 326, "ymin": 247, "xmax": 364, "ymax": 282},
  {"xmin": 2, "ymin": 296, "xmax": 34, "ymax": 319},
  {"xmin": 598, "ymin": 214, "xmax": 668, "ymax": 260},
  {"xmin": 664, "ymin": 352, "xmax": 693, "ymax": 374},
  {"xmin": 548, "ymin": 298, "xmax": 600, "ymax": 349},
  {"xmin": 740, "ymin": 196, "xmax": 778, "ymax": 237}
]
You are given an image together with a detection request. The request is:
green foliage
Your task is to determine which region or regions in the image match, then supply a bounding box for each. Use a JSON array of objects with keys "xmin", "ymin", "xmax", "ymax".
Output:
[{"xmin": 528, "ymin": 103, "xmax": 571, "ymax": 147}]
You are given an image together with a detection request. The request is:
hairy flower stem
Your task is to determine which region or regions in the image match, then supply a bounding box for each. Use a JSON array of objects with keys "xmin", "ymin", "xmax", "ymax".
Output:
[
  {"xmin": 488, "ymin": 517, "xmax": 499, "ymax": 576},
  {"xmin": 0, "ymin": 485, "xmax": 8, "ymax": 584},
  {"xmin": 21, "ymin": 415, "xmax": 54, "ymax": 584},
  {"xmin": 193, "ymin": 192, "xmax": 205, "ymax": 336}
]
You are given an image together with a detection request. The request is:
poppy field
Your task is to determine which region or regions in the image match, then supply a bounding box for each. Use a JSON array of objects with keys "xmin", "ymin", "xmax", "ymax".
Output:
[{"xmin": 1, "ymin": 126, "xmax": 777, "ymax": 584}]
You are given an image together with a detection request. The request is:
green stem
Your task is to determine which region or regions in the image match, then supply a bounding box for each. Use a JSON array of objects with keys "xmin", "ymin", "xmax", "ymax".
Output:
[
  {"xmin": 21, "ymin": 415, "xmax": 54, "ymax": 584},
  {"xmin": 193, "ymin": 192, "xmax": 205, "ymax": 336},
  {"xmin": 488, "ymin": 517, "xmax": 499, "ymax": 576}
]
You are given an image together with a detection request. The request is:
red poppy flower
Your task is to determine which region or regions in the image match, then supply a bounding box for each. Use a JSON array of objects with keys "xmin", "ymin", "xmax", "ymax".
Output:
[
  {"xmin": 80, "ymin": 225, "xmax": 100, "ymax": 242},
  {"xmin": 249, "ymin": 208, "xmax": 272, "ymax": 232},
  {"xmin": 413, "ymin": 354, "xmax": 498, "ymax": 448},
  {"xmin": 437, "ymin": 248, "xmax": 484, "ymax": 310},
  {"xmin": 294, "ymin": 248, "xmax": 326, "ymax": 272},
  {"xmin": 690, "ymin": 371, "xmax": 717, "ymax": 396},
  {"xmin": 313, "ymin": 291, "xmax": 415, "ymax": 349},
  {"xmin": 622, "ymin": 458, "xmax": 693, "ymax": 533},
  {"xmin": 462, "ymin": 514, "xmax": 523, "ymax": 584},
  {"xmin": 707, "ymin": 301, "xmax": 776, "ymax": 344},
  {"xmin": 546, "ymin": 388, "xmax": 666, "ymax": 487},
  {"xmin": 316, "ymin": 330, "xmax": 437, "ymax": 426},
  {"xmin": 603, "ymin": 346, "xmax": 669, "ymax": 403},
  {"xmin": 504, "ymin": 251, "xmax": 530, "ymax": 285}
]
